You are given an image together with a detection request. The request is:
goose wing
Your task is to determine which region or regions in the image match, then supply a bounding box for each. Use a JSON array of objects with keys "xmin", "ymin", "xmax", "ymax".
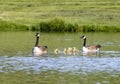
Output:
[
  {"xmin": 38, "ymin": 46, "xmax": 47, "ymax": 51},
  {"xmin": 86, "ymin": 45, "xmax": 98, "ymax": 50}
]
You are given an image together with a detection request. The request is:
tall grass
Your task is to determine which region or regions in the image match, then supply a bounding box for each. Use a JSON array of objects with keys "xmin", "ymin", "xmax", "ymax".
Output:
[
  {"xmin": 0, "ymin": 18, "xmax": 120, "ymax": 32},
  {"xmin": 81, "ymin": 25, "xmax": 120, "ymax": 32},
  {"xmin": 0, "ymin": 20, "xmax": 29, "ymax": 31},
  {"xmin": 31, "ymin": 18, "xmax": 120, "ymax": 32},
  {"xmin": 31, "ymin": 18, "xmax": 79, "ymax": 32}
]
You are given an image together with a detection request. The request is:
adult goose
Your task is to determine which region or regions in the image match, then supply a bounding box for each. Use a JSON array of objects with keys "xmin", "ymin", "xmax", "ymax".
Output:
[
  {"xmin": 80, "ymin": 35, "xmax": 101, "ymax": 52},
  {"xmin": 32, "ymin": 33, "xmax": 47, "ymax": 56}
]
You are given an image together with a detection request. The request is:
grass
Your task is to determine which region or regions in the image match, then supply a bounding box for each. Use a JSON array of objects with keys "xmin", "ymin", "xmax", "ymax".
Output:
[
  {"xmin": 31, "ymin": 18, "xmax": 79, "ymax": 32},
  {"xmin": 0, "ymin": 0, "xmax": 120, "ymax": 32},
  {"xmin": 31, "ymin": 18, "xmax": 120, "ymax": 32},
  {"xmin": 0, "ymin": 20, "xmax": 29, "ymax": 31},
  {"xmin": 0, "ymin": 71, "xmax": 120, "ymax": 84}
]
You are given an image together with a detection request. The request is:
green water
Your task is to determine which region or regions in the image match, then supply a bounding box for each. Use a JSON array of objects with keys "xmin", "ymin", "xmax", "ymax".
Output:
[
  {"xmin": 0, "ymin": 31, "xmax": 120, "ymax": 84},
  {"xmin": 0, "ymin": 31, "xmax": 119, "ymax": 56}
]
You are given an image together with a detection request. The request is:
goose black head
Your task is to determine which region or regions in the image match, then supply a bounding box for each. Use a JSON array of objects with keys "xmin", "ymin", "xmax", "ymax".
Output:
[
  {"xmin": 96, "ymin": 45, "xmax": 101, "ymax": 48},
  {"xmin": 44, "ymin": 46, "xmax": 48, "ymax": 49},
  {"xmin": 80, "ymin": 35, "xmax": 86, "ymax": 39},
  {"xmin": 36, "ymin": 33, "xmax": 40, "ymax": 37}
]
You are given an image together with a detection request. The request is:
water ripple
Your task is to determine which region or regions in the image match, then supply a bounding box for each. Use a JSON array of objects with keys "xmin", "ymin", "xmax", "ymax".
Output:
[{"xmin": 0, "ymin": 55, "xmax": 120, "ymax": 74}]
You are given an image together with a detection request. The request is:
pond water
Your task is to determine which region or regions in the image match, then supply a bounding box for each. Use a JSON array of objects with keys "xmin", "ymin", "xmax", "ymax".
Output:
[
  {"xmin": 0, "ymin": 32, "xmax": 120, "ymax": 83},
  {"xmin": 0, "ymin": 55, "xmax": 120, "ymax": 74}
]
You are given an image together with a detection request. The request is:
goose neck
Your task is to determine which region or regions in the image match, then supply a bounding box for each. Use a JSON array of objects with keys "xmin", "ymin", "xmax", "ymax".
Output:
[
  {"xmin": 83, "ymin": 38, "xmax": 86, "ymax": 47},
  {"xmin": 35, "ymin": 36, "xmax": 39, "ymax": 47}
]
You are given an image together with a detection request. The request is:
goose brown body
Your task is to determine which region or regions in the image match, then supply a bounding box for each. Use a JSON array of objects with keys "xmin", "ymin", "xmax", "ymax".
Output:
[{"xmin": 81, "ymin": 35, "xmax": 101, "ymax": 52}]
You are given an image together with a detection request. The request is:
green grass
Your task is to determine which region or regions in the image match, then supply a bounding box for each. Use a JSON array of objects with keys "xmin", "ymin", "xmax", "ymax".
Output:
[
  {"xmin": 31, "ymin": 18, "xmax": 120, "ymax": 32},
  {"xmin": 0, "ymin": 71, "xmax": 120, "ymax": 84},
  {"xmin": 0, "ymin": 20, "xmax": 29, "ymax": 31},
  {"xmin": 0, "ymin": 0, "xmax": 120, "ymax": 32}
]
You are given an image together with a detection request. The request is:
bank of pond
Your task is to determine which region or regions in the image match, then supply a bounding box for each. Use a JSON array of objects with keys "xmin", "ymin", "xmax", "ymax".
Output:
[{"xmin": 0, "ymin": 19, "xmax": 120, "ymax": 32}]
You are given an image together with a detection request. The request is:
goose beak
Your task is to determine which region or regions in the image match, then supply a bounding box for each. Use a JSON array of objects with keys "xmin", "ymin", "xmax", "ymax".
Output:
[{"xmin": 44, "ymin": 46, "xmax": 48, "ymax": 49}]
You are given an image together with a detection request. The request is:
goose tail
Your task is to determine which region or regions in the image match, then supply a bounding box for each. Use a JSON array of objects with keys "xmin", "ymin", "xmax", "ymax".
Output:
[{"xmin": 96, "ymin": 45, "xmax": 101, "ymax": 48}]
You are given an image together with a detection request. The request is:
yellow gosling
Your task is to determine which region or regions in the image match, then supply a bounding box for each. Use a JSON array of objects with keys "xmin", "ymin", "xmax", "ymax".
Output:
[
  {"xmin": 63, "ymin": 48, "xmax": 67, "ymax": 54},
  {"xmin": 73, "ymin": 47, "xmax": 79, "ymax": 52},
  {"xmin": 67, "ymin": 47, "xmax": 73, "ymax": 55},
  {"xmin": 54, "ymin": 48, "xmax": 59, "ymax": 54},
  {"xmin": 67, "ymin": 47, "xmax": 72, "ymax": 52}
]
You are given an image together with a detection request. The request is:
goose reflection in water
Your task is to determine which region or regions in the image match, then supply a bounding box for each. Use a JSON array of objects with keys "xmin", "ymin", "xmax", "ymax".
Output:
[{"xmin": 82, "ymin": 51, "xmax": 101, "ymax": 56}]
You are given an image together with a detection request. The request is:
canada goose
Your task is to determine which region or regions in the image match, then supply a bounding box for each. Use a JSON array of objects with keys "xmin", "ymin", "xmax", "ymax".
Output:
[
  {"xmin": 80, "ymin": 35, "xmax": 101, "ymax": 52},
  {"xmin": 32, "ymin": 33, "xmax": 47, "ymax": 56}
]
